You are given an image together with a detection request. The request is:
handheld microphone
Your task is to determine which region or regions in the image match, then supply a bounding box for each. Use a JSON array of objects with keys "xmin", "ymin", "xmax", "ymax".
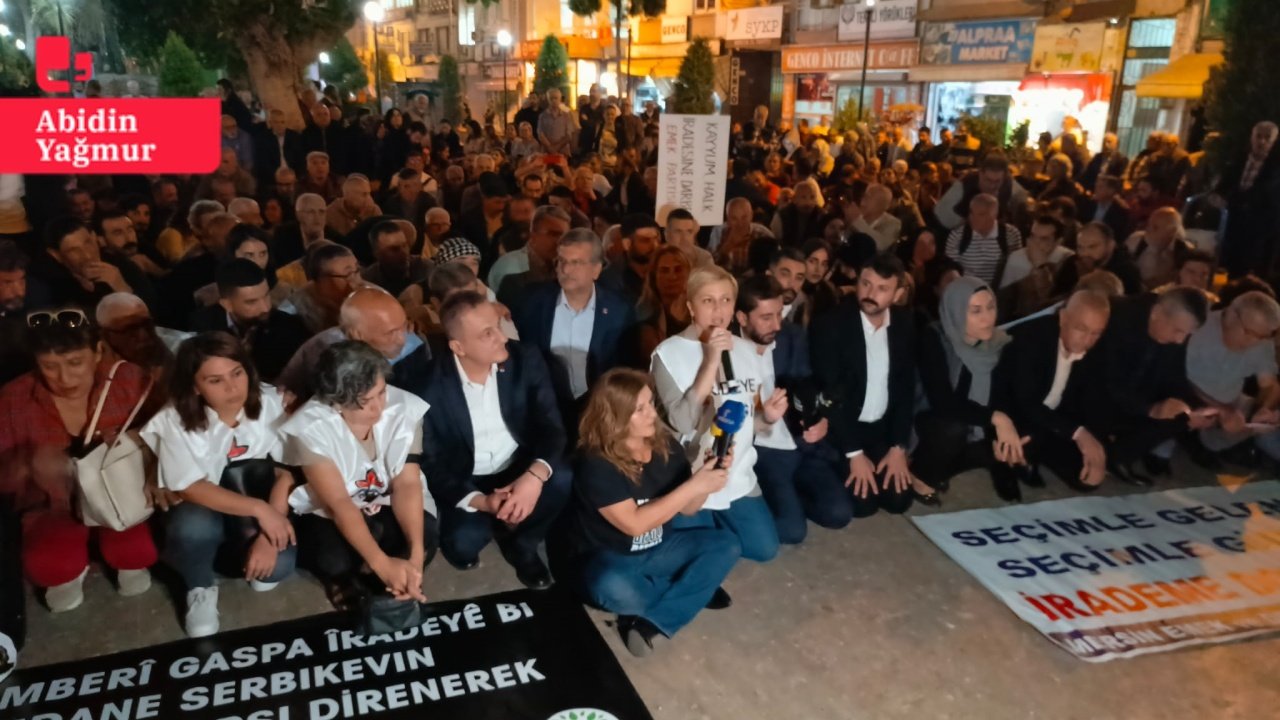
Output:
[
  {"xmin": 710, "ymin": 400, "xmax": 747, "ymax": 469},
  {"xmin": 720, "ymin": 350, "xmax": 735, "ymax": 382}
]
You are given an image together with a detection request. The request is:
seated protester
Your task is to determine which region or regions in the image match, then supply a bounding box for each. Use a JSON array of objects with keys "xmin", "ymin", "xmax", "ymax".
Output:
[
  {"xmin": 599, "ymin": 214, "xmax": 659, "ymax": 307},
  {"xmin": 281, "ymin": 340, "xmax": 438, "ymax": 606},
  {"xmin": 769, "ymin": 178, "xmax": 826, "ymax": 247},
  {"xmin": 736, "ymin": 277, "xmax": 852, "ymax": 543},
  {"xmin": 810, "ymin": 254, "xmax": 917, "ymax": 517},
  {"xmin": 1158, "ymin": 249, "xmax": 1218, "ymax": 303},
  {"xmin": 512, "ymin": 229, "xmax": 638, "ymax": 435},
  {"xmin": 1183, "ymin": 291, "xmax": 1280, "ymax": 468},
  {"xmin": 1124, "ymin": 207, "xmax": 1193, "ymax": 291},
  {"xmin": 768, "ymin": 247, "xmax": 811, "ymax": 326},
  {"xmin": 278, "ymin": 287, "xmax": 429, "ymax": 401},
  {"xmin": 637, "ymin": 245, "xmax": 693, "ymax": 358},
  {"xmin": 800, "ymin": 240, "xmax": 842, "ymax": 322},
  {"xmin": 556, "ymin": 369, "xmax": 739, "ymax": 658},
  {"xmin": 916, "ymin": 277, "xmax": 1033, "ymax": 503},
  {"xmin": 491, "ymin": 194, "xmax": 538, "ymax": 258},
  {"xmin": 0, "ymin": 241, "xmax": 53, "ymax": 385},
  {"xmin": 33, "ymin": 217, "xmax": 159, "ymax": 317},
  {"xmin": 459, "ymin": 173, "xmax": 511, "ymax": 275},
  {"xmin": 405, "ymin": 256, "xmax": 520, "ymax": 352},
  {"xmin": 1043, "ymin": 196, "xmax": 1081, "ymax": 251},
  {"xmin": 361, "ymin": 219, "xmax": 430, "ymax": 298},
  {"xmin": 418, "ymin": 292, "xmax": 571, "ymax": 588},
  {"xmin": 272, "ymin": 193, "xmax": 342, "ymax": 270},
  {"xmin": 995, "ymin": 290, "xmax": 1112, "ymax": 491},
  {"xmin": 98, "ymin": 209, "xmax": 166, "ymax": 279},
  {"xmin": 998, "ymin": 214, "xmax": 1074, "ymax": 320},
  {"xmin": 663, "ymin": 209, "xmax": 715, "ymax": 269},
  {"xmin": 943, "ymin": 193, "xmax": 1023, "ymax": 287},
  {"xmin": 1081, "ymin": 174, "xmax": 1130, "ymax": 244},
  {"xmin": 141, "ymin": 332, "xmax": 295, "ymax": 637},
  {"xmin": 709, "ymin": 198, "xmax": 775, "ymax": 274},
  {"xmin": 94, "ymin": 293, "xmax": 187, "ymax": 420},
  {"xmin": 325, "ymin": 175, "xmax": 382, "ymax": 239},
  {"xmin": 279, "ymin": 242, "xmax": 363, "ymax": 335},
  {"xmin": 192, "ymin": 225, "xmax": 283, "ymax": 309},
  {"xmin": 1052, "ymin": 221, "xmax": 1143, "ymax": 297},
  {"xmin": 1086, "ymin": 287, "xmax": 1209, "ymax": 485},
  {"xmin": 651, "ymin": 266, "xmax": 781, "ymax": 562},
  {"xmin": 162, "ymin": 212, "xmax": 240, "ymax": 330},
  {"xmin": 0, "ymin": 313, "xmax": 165, "ymax": 612},
  {"xmin": 381, "ymin": 168, "xmax": 437, "ymax": 241},
  {"xmin": 490, "ymin": 206, "xmax": 572, "ymax": 308},
  {"xmin": 848, "ymin": 183, "xmax": 902, "ymax": 252},
  {"xmin": 190, "ymin": 260, "xmax": 311, "ymax": 383}
]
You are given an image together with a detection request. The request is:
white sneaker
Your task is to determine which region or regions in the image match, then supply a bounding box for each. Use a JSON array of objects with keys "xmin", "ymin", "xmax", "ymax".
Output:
[
  {"xmin": 117, "ymin": 568, "xmax": 152, "ymax": 597},
  {"xmin": 248, "ymin": 579, "xmax": 279, "ymax": 592},
  {"xmin": 185, "ymin": 586, "xmax": 220, "ymax": 638},
  {"xmin": 45, "ymin": 568, "xmax": 88, "ymax": 613}
]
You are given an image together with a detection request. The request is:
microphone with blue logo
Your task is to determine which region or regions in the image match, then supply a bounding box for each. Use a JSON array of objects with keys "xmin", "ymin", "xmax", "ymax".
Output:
[{"xmin": 710, "ymin": 400, "xmax": 748, "ymax": 469}]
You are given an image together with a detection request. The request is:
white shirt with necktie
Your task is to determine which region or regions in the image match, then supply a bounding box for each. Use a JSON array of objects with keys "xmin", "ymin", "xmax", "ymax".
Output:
[{"xmin": 550, "ymin": 288, "xmax": 596, "ymax": 399}]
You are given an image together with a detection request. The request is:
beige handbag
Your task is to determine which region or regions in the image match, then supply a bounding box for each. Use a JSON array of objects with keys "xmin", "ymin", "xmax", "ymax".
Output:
[{"xmin": 75, "ymin": 361, "xmax": 154, "ymax": 532}]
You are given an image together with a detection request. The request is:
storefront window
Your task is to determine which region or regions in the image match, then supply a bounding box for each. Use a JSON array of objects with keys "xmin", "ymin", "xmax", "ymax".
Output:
[
  {"xmin": 1115, "ymin": 18, "xmax": 1176, "ymax": 157},
  {"xmin": 928, "ymin": 82, "xmax": 1017, "ymax": 135}
]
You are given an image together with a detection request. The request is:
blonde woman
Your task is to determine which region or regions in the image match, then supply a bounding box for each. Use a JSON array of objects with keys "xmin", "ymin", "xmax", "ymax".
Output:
[{"xmin": 558, "ymin": 368, "xmax": 738, "ymax": 657}]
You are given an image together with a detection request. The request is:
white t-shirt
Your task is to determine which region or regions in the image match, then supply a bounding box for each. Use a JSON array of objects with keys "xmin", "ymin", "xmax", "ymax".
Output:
[
  {"xmin": 652, "ymin": 328, "xmax": 760, "ymax": 510},
  {"xmin": 749, "ymin": 341, "xmax": 797, "ymax": 451},
  {"xmin": 280, "ymin": 386, "xmax": 437, "ymax": 518},
  {"xmin": 141, "ymin": 385, "xmax": 286, "ymax": 493}
]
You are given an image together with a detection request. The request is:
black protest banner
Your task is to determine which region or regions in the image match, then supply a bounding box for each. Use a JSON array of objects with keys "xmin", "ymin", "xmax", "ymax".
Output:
[{"xmin": 0, "ymin": 588, "xmax": 653, "ymax": 720}]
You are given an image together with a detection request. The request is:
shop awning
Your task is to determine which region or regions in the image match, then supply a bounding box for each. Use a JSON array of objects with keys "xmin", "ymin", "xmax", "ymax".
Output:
[
  {"xmin": 623, "ymin": 57, "xmax": 684, "ymax": 78},
  {"xmin": 1135, "ymin": 53, "xmax": 1224, "ymax": 99},
  {"xmin": 909, "ymin": 63, "xmax": 1029, "ymax": 83}
]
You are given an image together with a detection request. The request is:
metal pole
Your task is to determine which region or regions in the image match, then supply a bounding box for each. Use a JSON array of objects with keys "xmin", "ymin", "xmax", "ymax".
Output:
[
  {"xmin": 373, "ymin": 20, "xmax": 383, "ymax": 111},
  {"xmin": 626, "ymin": 19, "xmax": 632, "ymax": 102},
  {"xmin": 857, "ymin": 2, "xmax": 872, "ymax": 120},
  {"xmin": 502, "ymin": 45, "xmax": 508, "ymax": 131}
]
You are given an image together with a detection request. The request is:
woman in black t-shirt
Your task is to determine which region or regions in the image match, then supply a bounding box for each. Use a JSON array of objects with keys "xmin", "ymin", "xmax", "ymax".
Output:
[{"xmin": 565, "ymin": 368, "xmax": 741, "ymax": 658}]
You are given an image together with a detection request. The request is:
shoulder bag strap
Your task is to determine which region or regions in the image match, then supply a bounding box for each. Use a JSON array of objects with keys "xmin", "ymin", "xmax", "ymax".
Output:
[
  {"xmin": 108, "ymin": 376, "xmax": 155, "ymax": 451},
  {"xmin": 82, "ymin": 360, "xmax": 125, "ymax": 443}
]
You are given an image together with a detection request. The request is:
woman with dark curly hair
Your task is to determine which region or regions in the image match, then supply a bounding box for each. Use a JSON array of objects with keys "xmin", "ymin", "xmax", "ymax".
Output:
[{"xmin": 281, "ymin": 340, "xmax": 438, "ymax": 605}]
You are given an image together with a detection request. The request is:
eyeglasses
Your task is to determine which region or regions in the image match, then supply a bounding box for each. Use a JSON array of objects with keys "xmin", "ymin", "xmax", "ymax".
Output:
[
  {"xmin": 27, "ymin": 308, "xmax": 89, "ymax": 329},
  {"xmin": 324, "ymin": 269, "xmax": 363, "ymax": 282}
]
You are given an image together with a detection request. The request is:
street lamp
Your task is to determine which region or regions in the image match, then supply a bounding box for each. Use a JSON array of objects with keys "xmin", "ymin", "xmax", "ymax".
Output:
[
  {"xmin": 856, "ymin": 0, "xmax": 875, "ymax": 121},
  {"xmin": 496, "ymin": 29, "xmax": 512, "ymax": 131},
  {"xmin": 363, "ymin": 1, "xmax": 385, "ymax": 109},
  {"xmin": 15, "ymin": 39, "xmax": 24, "ymax": 51},
  {"xmin": 319, "ymin": 51, "xmax": 331, "ymax": 65}
]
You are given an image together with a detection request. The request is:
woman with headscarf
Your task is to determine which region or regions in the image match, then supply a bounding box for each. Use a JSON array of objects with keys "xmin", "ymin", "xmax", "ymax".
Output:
[{"xmin": 913, "ymin": 277, "xmax": 1029, "ymax": 503}]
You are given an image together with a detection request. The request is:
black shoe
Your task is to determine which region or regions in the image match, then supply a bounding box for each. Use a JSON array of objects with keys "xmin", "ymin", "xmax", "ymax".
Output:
[
  {"xmin": 1143, "ymin": 454, "xmax": 1173, "ymax": 478},
  {"xmin": 992, "ymin": 466, "xmax": 1023, "ymax": 503},
  {"xmin": 617, "ymin": 615, "xmax": 663, "ymax": 658},
  {"xmin": 1016, "ymin": 465, "xmax": 1046, "ymax": 488},
  {"xmin": 445, "ymin": 555, "xmax": 480, "ymax": 571},
  {"xmin": 512, "ymin": 556, "xmax": 553, "ymax": 590},
  {"xmin": 1108, "ymin": 461, "xmax": 1154, "ymax": 488},
  {"xmin": 1181, "ymin": 435, "xmax": 1224, "ymax": 471},
  {"xmin": 912, "ymin": 486, "xmax": 942, "ymax": 507},
  {"xmin": 705, "ymin": 587, "xmax": 733, "ymax": 610},
  {"xmin": 1219, "ymin": 442, "xmax": 1262, "ymax": 469}
]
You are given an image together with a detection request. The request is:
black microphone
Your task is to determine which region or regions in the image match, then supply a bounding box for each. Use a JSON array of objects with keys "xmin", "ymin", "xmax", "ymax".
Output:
[
  {"xmin": 721, "ymin": 350, "xmax": 735, "ymax": 382},
  {"xmin": 711, "ymin": 400, "xmax": 748, "ymax": 469}
]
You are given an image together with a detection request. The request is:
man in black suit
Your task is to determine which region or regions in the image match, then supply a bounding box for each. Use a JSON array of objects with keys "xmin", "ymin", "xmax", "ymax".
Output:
[
  {"xmin": 1052, "ymin": 222, "xmax": 1143, "ymax": 297},
  {"xmin": 253, "ymin": 109, "xmax": 305, "ymax": 191},
  {"xmin": 1080, "ymin": 175, "xmax": 1130, "ymax": 245},
  {"xmin": 1086, "ymin": 287, "xmax": 1211, "ymax": 485},
  {"xmin": 418, "ymin": 292, "xmax": 571, "ymax": 589},
  {"xmin": 512, "ymin": 228, "xmax": 637, "ymax": 436},
  {"xmin": 32, "ymin": 217, "xmax": 159, "ymax": 316},
  {"xmin": 189, "ymin": 259, "xmax": 310, "ymax": 383},
  {"xmin": 995, "ymin": 290, "xmax": 1111, "ymax": 492},
  {"xmin": 1217, "ymin": 121, "xmax": 1280, "ymax": 277},
  {"xmin": 810, "ymin": 253, "xmax": 915, "ymax": 517},
  {"xmin": 1080, "ymin": 132, "xmax": 1129, "ymax": 190}
]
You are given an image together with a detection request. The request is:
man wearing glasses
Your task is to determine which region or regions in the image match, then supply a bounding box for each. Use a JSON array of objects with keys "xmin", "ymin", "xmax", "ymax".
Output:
[
  {"xmin": 1184, "ymin": 291, "xmax": 1280, "ymax": 469},
  {"xmin": 280, "ymin": 242, "xmax": 364, "ymax": 335}
]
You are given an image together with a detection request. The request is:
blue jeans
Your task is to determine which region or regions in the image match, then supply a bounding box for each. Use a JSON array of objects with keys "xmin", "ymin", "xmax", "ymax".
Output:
[
  {"xmin": 670, "ymin": 493, "xmax": 780, "ymax": 562},
  {"xmin": 576, "ymin": 527, "xmax": 740, "ymax": 637},
  {"xmin": 754, "ymin": 444, "xmax": 854, "ymax": 544},
  {"xmin": 164, "ymin": 502, "xmax": 296, "ymax": 590}
]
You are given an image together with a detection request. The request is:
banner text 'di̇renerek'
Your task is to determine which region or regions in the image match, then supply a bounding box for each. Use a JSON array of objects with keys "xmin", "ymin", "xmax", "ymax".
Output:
[{"xmin": 0, "ymin": 98, "xmax": 222, "ymax": 174}]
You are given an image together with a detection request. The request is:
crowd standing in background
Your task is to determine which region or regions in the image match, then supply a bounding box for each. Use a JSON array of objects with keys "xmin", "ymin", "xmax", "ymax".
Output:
[{"xmin": 1, "ymin": 79, "xmax": 1279, "ymax": 657}]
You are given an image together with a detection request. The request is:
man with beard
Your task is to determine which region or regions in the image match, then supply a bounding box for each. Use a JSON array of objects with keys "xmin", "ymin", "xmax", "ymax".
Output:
[
  {"xmin": 98, "ymin": 210, "xmax": 166, "ymax": 279},
  {"xmin": 361, "ymin": 220, "xmax": 430, "ymax": 297},
  {"xmin": 34, "ymin": 217, "xmax": 159, "ymax": 315},
  {"xmin": 189, "ymin": 259, "xmax": 311, "ymax": 383},
  {"xmin": 0, "ymin": 241, "xmax": 51, "ymax": 384},
  {"xmin": 382, "ymin": 168, "xmax": 437, "ymax": 244},
  {"xmin": 767, "ymin": 247, "xmax": 809, "ymax": 325},
  {"xmin": 738, "ymin": 276, "xmax": 851, "ymax": 544},
  {"xmin": 600, "ymin": 214, "xmax": 660, "ymax": 305},
  {"xmin": 277, "ymin": 286, "xmax": 430, "ymax": 400},
  {"xmin": 1052, "ymin": 222, "xmax": 1142, "ymax": 296},
  {"xmin": 810, "ymin": 253, "xmax": 917, "ymax": 517}
]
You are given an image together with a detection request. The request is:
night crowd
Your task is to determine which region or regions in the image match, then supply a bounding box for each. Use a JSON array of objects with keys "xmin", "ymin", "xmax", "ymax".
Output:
[{"xmin": 1, "ymin": 77, "xmax": 1278, "ymax": 657}]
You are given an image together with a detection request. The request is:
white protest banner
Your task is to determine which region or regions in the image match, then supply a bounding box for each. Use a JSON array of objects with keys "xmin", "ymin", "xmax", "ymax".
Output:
[
  {"xmin": 656, "ymin": 113, "xmax": 731, "ymax": 227},
  {"xmin": 913, "ymin": 482, "xmax": 1280, "ymax": 662}
]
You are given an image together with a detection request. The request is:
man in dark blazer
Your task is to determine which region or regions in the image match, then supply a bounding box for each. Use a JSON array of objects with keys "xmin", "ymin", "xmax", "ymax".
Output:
[
  {"xmin": 418, "ymin": 291, "xmax": 571, "ymax": 589},
  {"xmin": 995, "ymin": 290, "xmax": 1111, "ymax": 492},
  {"xmin": 188, "ymin": 259, "xmax": 310, "ymax": 383},
  {"xmin": 810, "ymin": 253, "xmax": 915, "ymax": 517},
  {"xmin": 512, "ymin": 228, "xmax": 637, "ymax": 436},
  {"xmin": 1217, "ymin": 121, "xmax": 1280, "ymax": 278},
  {"xmin": 1079, "ymin": 132, "xmax": 1129, "ymax": 191},
  {"xmin": 1080, "ymin": 175, "xmax": 1131, "ymax": 245},
  {"xmin": 1084, "ymin": 288, "xmax": 1210, "ymax": 485},
  {"xmin": 253, "ymin": 109, "xmax": 305, "ymax": 191}
]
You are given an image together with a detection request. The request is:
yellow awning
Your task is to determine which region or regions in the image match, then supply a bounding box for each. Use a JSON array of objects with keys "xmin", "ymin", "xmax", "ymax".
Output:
[{"xmin": 1135, "ymin": 52, "xmax": 1224, "ymax": 99}]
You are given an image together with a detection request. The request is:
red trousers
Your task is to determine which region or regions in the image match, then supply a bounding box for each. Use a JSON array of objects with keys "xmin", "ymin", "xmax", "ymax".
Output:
[{"xmin": 21, "ymin": 511, "xmax": 157, "ymax": 588}]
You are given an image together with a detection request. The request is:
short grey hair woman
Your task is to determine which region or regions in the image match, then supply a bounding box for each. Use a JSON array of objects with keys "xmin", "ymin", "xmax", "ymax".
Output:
[{"xmin": 279, "ymin": 341, "xmax": 438, "ymax": 604}]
